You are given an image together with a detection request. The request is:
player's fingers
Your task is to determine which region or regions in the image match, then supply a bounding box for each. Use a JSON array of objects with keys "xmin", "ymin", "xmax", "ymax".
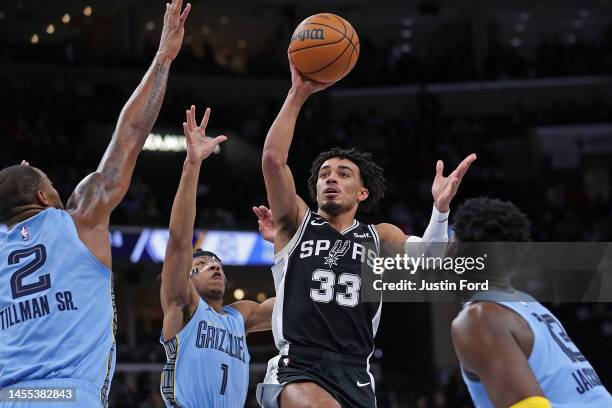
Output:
[
  {"xmin": 259, "ymin": 205, "xmax": 271, "ymax": 215},
  {"xmin": 455, "ymin": 153, "xmax": 477, "ymax": 181},
  {"xmin": 20, "ymin": 160, "xmax": 29, "ymax": 166},
  {"xmin": 174, "ymin": 0, "xmax": 183, "ymax": 17},
  {"xmin": 200, "ymin": 107, "xmax": 211, "ymax": 129},
  {"xmin": 253, "ymin": 207, "xmax": 264, "ymax": 219},
  {"xmin": 212, "ymin": 135, "xmax": 227, "ymax": 145},
  {"xmin": 183, "ymin": 122, "xmax": 190, "ymax": 141},
  {"xmin": 185, "ymin": 109, "xmax": 193, "ymax": 132},
  {"xmin": 179, "ymin": 2, "xmax": 191, "ymax": 24},
  {"xmin": 188, "ymin": 105, "xmax": 197, "ymax": 130},
  {"xmin": 435, "ymin": 160, "xmax": 444, "ymax": 178}
]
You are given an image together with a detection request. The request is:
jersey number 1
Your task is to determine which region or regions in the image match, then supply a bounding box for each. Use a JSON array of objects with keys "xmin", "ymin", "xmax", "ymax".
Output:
[
  {"xmin": 220, "ymin": 363, "xmax": 229, "ymax": 395},
  {"xmin": 8, "ymin": 244, "xmax": 50, "ymax": 300}
]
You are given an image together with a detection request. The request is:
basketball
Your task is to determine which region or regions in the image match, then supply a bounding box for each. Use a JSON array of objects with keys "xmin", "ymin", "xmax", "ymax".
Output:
[{"xmin": 289, "ymin": 13, "xmax": 360, "ymax": 83}]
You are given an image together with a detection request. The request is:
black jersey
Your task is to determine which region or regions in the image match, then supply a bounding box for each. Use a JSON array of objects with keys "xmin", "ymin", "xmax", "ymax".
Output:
[{"xmin": 271, "ymin": 210, "xmax": 382, "ymax": 359}]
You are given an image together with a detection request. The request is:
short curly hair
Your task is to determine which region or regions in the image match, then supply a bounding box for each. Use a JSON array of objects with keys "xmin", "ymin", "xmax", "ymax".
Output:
[
  {"xmin": 0, "ymin": 165, "xmax": 44, "ymax": 223},
  {"xmin": 307, "ymin": 147, "xmax": 385, "ymax": 212},
  {"xmin": 452, "ymin": 197, "xmax": 531, "ymax": 242}
]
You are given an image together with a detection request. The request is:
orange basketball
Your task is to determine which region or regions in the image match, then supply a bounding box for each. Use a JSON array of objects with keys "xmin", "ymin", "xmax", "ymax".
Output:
[{"xmin": 289, "ymin": 13, "xmax": 360, "ymax": 83}]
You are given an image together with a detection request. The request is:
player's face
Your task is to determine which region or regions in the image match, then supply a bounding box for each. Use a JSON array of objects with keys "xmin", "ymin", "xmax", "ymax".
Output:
[
  {"xmin": 36, "ymin": 169, "xmax": 64, "ymax": 210},
  {"xmin": 190, "ymin": 255, "xmax": 226, "ymax": 299},
  {"xmin": 316, "ymin": 158, "xmax": 368, "ymax": 215}
]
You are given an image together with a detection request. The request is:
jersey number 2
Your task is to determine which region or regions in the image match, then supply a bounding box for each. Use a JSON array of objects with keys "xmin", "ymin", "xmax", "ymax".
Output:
[
  {"xmin": 8, "ymin": 244, "xmax": 50, "ymax": 300},
  {"xmin": 310, "ymin": 269, "xmax": 361, "ymax": 307}
]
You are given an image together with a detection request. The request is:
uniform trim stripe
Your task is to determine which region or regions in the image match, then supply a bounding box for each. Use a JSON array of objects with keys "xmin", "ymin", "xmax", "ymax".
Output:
[
  {"xmin": 368, "ymin": 225, "xmax": 380, "ymax": 255},
  {"xmin": 161, "ymin": 337, "xmax": 181, "ymax": 407},
  {"xmin": 341, "ymin": 220, "xmax": 359, "ymax": 235}
]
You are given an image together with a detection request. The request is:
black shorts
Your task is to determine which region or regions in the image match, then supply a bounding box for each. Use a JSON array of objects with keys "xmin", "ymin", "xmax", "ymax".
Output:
[{"xmin": 258, "ymin": 346, "xmax": 377, "ymax": 408}]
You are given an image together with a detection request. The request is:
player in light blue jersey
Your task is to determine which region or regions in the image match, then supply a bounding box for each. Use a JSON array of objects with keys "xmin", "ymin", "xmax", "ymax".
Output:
[
  {"xmin": 0, "ymin": 2, "xmax": 191, "ymax": 407},
  {"xmin": 159, "ymin": 106, "xmax": 275, "ymax": 408},
  {"xmin": 450, "ymin": 197, "xmax": 612, "ymax": 408}
]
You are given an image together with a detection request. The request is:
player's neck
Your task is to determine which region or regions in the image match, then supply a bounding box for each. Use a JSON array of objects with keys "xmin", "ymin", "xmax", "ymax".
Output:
[
  {"xmin": 203, "ymin": 296, "xmax": 224, "ymax": 314},
  {"xmin": 317, "ymin": 208, "xmax": 356, "ymax": 233},
  {"xmin": 7, "ymin": 206, "xmax": 46, "ymax": 228}
]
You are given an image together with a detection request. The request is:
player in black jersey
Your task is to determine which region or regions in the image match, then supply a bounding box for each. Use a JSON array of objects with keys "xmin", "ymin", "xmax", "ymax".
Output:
[{"xmin": 255, "ymin": 54, "xmax": 477, "ymax": 408}]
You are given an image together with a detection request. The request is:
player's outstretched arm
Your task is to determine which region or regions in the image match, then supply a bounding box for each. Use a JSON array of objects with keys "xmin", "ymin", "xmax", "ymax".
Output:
[
  {"xmin": 261, "ymin": 53, "xmax": 333, "ymax": 251},
  {"xmin": 231, "ymin": 297, "xmax": 276, "ymax": 335},
  {"xmin": 161, "ymin": 107, "xmax": 226, "ymax": 340},
  {"xmin": 451, "ymin": 303, "xmax": 549, "ymax": 408},
  {"xmin": 375, "ymin": 154, "xmax": 477, "ymax": 255},
  {"xmin": 67, "ymin": 0, "xmax": 191, "ymax": 268}
]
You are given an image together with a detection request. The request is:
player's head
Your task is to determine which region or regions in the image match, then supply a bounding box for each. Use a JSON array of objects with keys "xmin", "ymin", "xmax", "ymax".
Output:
[
  {"xmin": 0, "ymin": 164, "xmax": 63, "ymax": 224},
  {"xmin": 190, "ymin": 249, "xmax": 226, "ymax": 300},
  {"xmin": 451, "ymin": 197, "xmax": 531, "ymax": 284},
  {"xmin": 452, "ymin": 197, "xmax": 531, "ymax": 243},
  {"xmin": 308, "ymin": 147, "xmax": 385, "ymax": 216}
]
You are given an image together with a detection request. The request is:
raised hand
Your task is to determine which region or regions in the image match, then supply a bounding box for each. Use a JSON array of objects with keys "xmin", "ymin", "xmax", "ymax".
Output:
[
  {"xmin": 252, "ymin": 205, "xmax": 277, "ymax": 243},
  {"xmin": 288, "ymin": 50, "xmax": 335, "ymax": 99},
  {"xmin": 158, "ymin": 0, "xmax": 191, "ymax": 62},
  {"xmin": 432, "ymin": 154, "xmax": 477, "ymax": 212},
  {"xmin": 183, "ymin": 106, "xmax": 227, "ymax": 164}
]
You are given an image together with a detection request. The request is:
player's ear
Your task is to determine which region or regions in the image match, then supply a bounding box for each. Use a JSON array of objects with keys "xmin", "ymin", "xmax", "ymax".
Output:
[
  {"xmin": 36, "ymin": 190, "xmax": 52, "ymax": 207},
  {"xmin": 357, "ymin": 187, "xmax": 369, "ymax": 203}
]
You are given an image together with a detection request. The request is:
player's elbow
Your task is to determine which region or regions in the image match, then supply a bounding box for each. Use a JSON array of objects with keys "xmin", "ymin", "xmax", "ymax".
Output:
[{"xmin": 261, "ymin": 150, "xmax": 286, "ymax": 174}]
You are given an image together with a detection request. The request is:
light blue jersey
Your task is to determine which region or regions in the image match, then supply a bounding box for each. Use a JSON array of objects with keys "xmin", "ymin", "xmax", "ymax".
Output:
[
  {"xmin": 160, "ymin": 298, "xmax": 250, "ymax": 408},
  {"xmin": 0, "ymin": 208, "xmax": 116, "ymax": 408},
  {"xmin": 462, "ymin": 290, "xmax": 612, "ymax": 408}
]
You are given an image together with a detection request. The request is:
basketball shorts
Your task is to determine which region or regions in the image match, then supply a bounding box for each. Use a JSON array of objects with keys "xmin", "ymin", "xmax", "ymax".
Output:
[{"xmin": 257, "ymin": 345, "xmax": 376, "ymax": 408}]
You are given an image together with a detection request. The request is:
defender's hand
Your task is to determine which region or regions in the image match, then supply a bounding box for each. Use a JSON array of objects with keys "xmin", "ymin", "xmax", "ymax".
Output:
[
  {"xmin": 432, "ymin": 154, "xmax": 477, "ymax": 213},
  {"xmin": 183, "ymin": 106, "xmax": 227, "ymax": 164},
  {"xmin": 158, "ymin": 0, "xmax": 191, "ymax": 62},
  {"xmin": 253, "ymin": 205, "xmax": 277, "ymax": 243},
  {"xmin": 288, "ymin": 50, "xmax": 335, "ymax": 99}
]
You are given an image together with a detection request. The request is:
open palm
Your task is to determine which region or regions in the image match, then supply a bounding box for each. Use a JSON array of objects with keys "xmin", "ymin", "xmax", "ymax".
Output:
[
  {"xmin": 183, "ymin": 106, "xmax": 227, "ymax": 164},
  {"xmin": 432, "ymin": 153, "xmax": 477, "ymax": 212}
]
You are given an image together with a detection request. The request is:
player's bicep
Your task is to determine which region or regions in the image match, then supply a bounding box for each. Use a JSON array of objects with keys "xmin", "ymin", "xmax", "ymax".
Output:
[
  {"xmin": 452, "ymin": 313, "xmax": 544, "ymax": 407},
  {"xmin": 243, "ymin": 297, "xmax": 275, "ymax": 334},
  {"xmin": 160, "ymin": 241, "xmax": 198, "ymax": 309},
  {"xmin": 261, "ymin": 158, "xmax": 303, "ymax": 231},
  {"xmin": 375, "ymin": 223, "xmax": 408, "ymax": 256}
]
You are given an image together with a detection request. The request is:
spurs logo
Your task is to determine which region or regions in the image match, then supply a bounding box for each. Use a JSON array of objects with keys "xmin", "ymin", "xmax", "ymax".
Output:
[{"xmin": 323, "ymin": 239, "xmax": 350, "ymax": 267}]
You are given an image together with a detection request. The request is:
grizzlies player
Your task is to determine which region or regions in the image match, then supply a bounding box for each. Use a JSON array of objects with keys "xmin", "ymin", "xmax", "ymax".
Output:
[
  {"xmin": 159, "ymin": 107, "xmax": 275, "ymax": 407},
  {"xmin": 451, "ymin": 197, "xmax": 612, "ymax": 408},
  {"xmin": 0, "ymin": 2, "xmax": 191, "ymax": 406},
  {"xmin": 257, "ymin": 54, "xmax": 476, "ymax": 407}
]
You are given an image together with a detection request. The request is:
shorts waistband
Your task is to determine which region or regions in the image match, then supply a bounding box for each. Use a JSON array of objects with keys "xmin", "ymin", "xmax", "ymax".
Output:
[{"xmin": 287, "ymin": 345, "xmax": 367, "ymax": 368}]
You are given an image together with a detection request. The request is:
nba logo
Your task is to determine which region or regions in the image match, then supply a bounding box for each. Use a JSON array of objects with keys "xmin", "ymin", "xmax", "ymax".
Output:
[{"xmin": 21, "ymin": 226, "xmax": 29, "ymax": 241}]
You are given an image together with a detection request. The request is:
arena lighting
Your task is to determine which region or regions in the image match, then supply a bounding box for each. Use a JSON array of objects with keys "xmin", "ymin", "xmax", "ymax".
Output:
[
  {"xmin": 30, "ymin": 34, "xmax": 39, "ymax": 44},
  {"xmin": 46, "ymin": 24, "xmax": 55, "ymax": 35},
  {"xmin": 401, "ymin": 29, "xmax": 412, "ymax": 39},
  {"xmin": 144, "ymin": 133, "xmax": 220, "ymax": 153},
  {"xmin": 0, "ymin": 11, "xmax": 5, "ymax": 20},
  {"xmin": 234, "ymin": 289, "xmax": 245, "ymax": 300},
  {"xmin": 62, "ymin": 13, "xmax": 70, "ymax": 24},
  {"xmin": 256, "ymin": 293, "xmax": 267, "ymax": 303},
  {"xmin": 145, "ymin": 21, "xmax": 155, "ymax": 31},
  {"xmin": 83, "ymin": 6, "xmax": 92, "ymax": 17}
]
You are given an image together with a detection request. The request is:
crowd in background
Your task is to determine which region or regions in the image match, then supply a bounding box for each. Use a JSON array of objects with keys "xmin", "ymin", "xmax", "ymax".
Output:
[{"xmin": 2, "ymin": 11, "xmax": 612, "ymax": 406}]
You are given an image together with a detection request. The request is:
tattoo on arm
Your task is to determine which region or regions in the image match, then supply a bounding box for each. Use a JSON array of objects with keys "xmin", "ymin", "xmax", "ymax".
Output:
[{"xmin": 142, "ymin": 63, "xmax": 169, "ymax": 132}]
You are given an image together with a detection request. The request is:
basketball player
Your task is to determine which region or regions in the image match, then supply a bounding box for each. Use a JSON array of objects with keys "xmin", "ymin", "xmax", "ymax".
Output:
[
  {"xmin": 0, "ymin": 2, "xmax": 190, "ymax": 407},
  {"xmin": 256, "ymin": 55, "xmax": 476, "ymax": 408},
  {"xmin": 450, "ymin": 197, "xmax": 612, "ymax": 408},
  {"xmin": 159, "ymin": 106, "xmax": 275, "ymax": 407}
]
